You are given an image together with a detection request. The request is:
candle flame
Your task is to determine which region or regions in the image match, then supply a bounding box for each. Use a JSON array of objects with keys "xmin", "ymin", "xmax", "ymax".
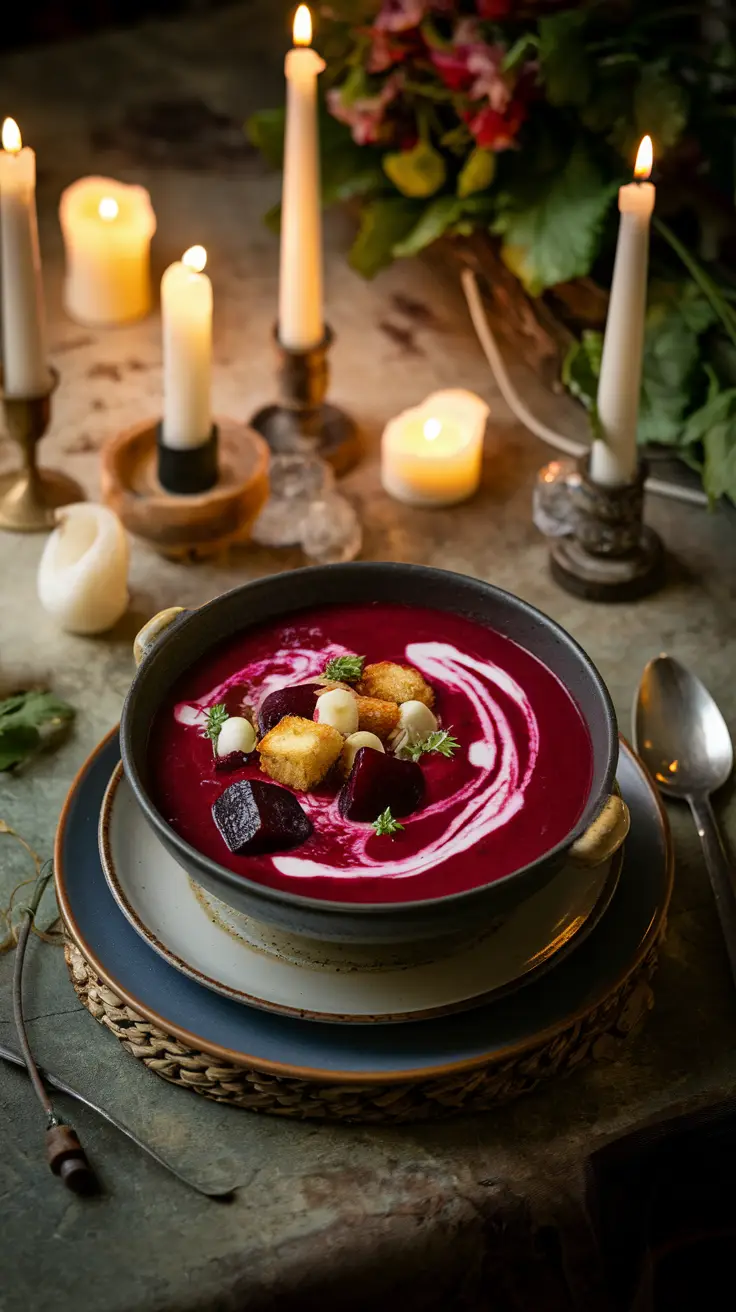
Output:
[
  {"xmin": 293, "ymin": 4, "xmax": 312, "ymax": 45},
  {"xmin": 423, "ymin": 418, "xmax": 442, "ymax": 442},
  {"xmin": 634, "ymin": 135, "xmax": 653, "ymax": 180},
  {"xmin": 98, "ymin": 197, "xmax": 119, "ymax": 221},
  {"xmin": 183, "ymin": 245, "xmax": 207, "ymax": 273},
  {"xmin": 2, "ymin": 117, "xmax": 22, "ymax": 154}
]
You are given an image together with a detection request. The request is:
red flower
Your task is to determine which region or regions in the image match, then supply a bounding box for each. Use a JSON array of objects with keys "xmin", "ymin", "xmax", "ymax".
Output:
[
  {"xmin": 430, "ymin": 48, "xmax": 474, "ymax": 92},
  {"xmin": 326, "ymin": 74, "xmax": 402, "ymax": 145},
  {"xmin": 375, "ymin": 0, "xmax": 426, "ymax": 32},
  {"xmin": 476, "ymin": 0, "xmax": 511, "ymax": 18},
  {"xmin": 464, "ymin": 98, "xmax": 527, "ymax": 151}
]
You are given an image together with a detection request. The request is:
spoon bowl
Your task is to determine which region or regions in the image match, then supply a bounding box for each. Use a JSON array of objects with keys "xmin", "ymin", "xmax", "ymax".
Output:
[
  {"xmin": 634, "ymin": 653, "xmax": 736, "ymax": 988},
  {"xmin": 634, "ymin": 655, "xmax": 733, "ymax": 800}
]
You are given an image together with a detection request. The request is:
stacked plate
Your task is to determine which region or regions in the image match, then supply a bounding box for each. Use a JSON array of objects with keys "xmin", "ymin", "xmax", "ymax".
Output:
[{"xmin": 55, "ymin": 732, "xmax": 672, "ymax": 1084}]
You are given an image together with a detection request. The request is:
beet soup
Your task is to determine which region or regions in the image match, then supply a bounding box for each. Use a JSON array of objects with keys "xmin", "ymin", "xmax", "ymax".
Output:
[{"xmin": 149, "ymin": 602, "xmax": 594, "ymax": 905}]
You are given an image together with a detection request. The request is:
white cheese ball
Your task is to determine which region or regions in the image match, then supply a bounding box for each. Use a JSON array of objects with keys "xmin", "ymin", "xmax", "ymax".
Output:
[
  {"xmin": 341, "ymin": 731, "xmax": 385, "ymax": 776},
  {"xmin": 314, "ymin": 688, "xmax": 359, "ymax": 736},
  {"xmin": 391, "ymin": 700, "xmax": 439, "ymax": 756},
  {"xmin": 217, "ymin": 716, "xmax": 256, "ymax": 758}
]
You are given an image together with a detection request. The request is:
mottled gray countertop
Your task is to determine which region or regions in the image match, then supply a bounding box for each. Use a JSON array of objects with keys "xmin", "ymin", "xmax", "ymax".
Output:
[{"xmin": 1, "ymin": 5, "xmax": 735, "ymax": 1310}]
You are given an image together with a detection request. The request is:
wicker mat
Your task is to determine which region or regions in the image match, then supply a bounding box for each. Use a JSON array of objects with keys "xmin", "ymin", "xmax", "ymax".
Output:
[{"xmin": 65, "ymin": 930, "xmax": 662, "ymax": 1123}]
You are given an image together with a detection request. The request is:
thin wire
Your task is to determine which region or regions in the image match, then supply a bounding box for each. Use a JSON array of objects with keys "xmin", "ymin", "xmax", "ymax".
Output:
[
  {"xmin": 12, "ymin": 864, "xmax": 56, "ymax": 1125},
  {"xmin": 0, "ymin": 1040, "xmax": 235, "ymax": 1201},
  {"xmin": 461, "ymin": 268, "xmax": 709, "ymax": 509}
]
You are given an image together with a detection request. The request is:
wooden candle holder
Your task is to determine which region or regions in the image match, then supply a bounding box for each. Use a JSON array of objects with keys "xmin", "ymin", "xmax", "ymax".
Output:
[{"xmin": 101, "ymin": 418, "xmax": 269, "ymax": 561}]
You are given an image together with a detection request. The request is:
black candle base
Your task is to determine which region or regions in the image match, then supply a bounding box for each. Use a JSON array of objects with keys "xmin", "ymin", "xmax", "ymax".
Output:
[{"xmin": 157, "ymin": 424, "xmax": 219, "ymax": 495}]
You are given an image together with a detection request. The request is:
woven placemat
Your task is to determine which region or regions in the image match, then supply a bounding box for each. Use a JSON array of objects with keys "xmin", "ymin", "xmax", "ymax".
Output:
[{"xmin": 65, "ymin": 929, "xmax": 662, "ymax": 1123}]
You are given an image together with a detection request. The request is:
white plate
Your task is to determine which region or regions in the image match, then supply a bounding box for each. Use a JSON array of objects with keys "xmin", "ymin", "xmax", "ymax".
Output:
[{"xmin": 99, "ymin": 764, "xmax": 620, "ymax": 1023}]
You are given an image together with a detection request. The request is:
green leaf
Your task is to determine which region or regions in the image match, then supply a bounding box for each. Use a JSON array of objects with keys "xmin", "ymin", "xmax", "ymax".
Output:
[
  {"xmin": 245, "ymin": 107, "xmax": 285, "ymax": 169},
  {"xmin": 492, "ymin": 147, "xmax": 618, "ymax": 296},
  {"xmin": 348, "ymin": 199, "xmax": 421, "ymax": 278},
  {"xmin": 633, "ymin": 63, "xmax": 688, "ymax": 152},
  {"xmin": 323, "ymin": 654, "xmax": 365, "ymax": 682},
  {"xmin": 502, "ymin": 34, "xmax": 539, "ymax": 75},
  {"xmin": 457, "ymin": 147, "xmax": 496, "ymax": 199},
  {"xmin": 383, "ymin": 140, "xmax": 446, "ymax": 199},
  {"xmin": 562, "ymin": 330, "xmax": 603, "ymax": 409},
  {"xmin": 682, "ymin": 387, "xmax": 736, "ymax": 503},
  {"xmin": 405, "ymin": 728, "xmax": 460, "ymax": 762},
  {"xmin": 0, "ymin": 724, "xmax": 40, "ymax": 772},
  {"xmin": 203, "ymin": 703, "xmax": 229, "ymax": 756},
  {"xmin": 538, "ymin": 12, "xmax": 591, "ymax": 108},
  {"xmin": 392, "ymin": 195, "xmax": 462, "ymax": 258},
  {"xmin": 637, "ymin": 284, "xmax": 717, "ymax": 446},
  {"xmin": 0, "ymin": 689, "xmax": 75, "ymax": 771},
  {"xmin": 372, "ymin": 807, "xmax": 405, "ymax": 837}
]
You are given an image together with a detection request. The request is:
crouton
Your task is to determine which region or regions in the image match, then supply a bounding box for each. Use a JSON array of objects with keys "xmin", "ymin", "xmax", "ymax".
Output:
[
  {"xmin": 356, "ymin": 695, "xmax": 401, "ymax": 741},
  {"xmin": 257, "ymin": 716, "xmax": 343, "ymax": 791},
  {"xmin": 357, "ymin": 662, "xmax": 435, "ymax": 708}
]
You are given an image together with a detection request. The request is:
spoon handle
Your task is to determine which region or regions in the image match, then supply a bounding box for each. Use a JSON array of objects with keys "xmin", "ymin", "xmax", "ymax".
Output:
[{"xmin": 689, "ymin": 794, "xmax": 736, "ymax": 985}]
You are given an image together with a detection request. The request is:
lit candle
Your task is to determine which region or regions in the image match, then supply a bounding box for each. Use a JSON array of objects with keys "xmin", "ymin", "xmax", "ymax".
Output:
[
  {"xmin": 279, "ymin": 5, "xmax": 325, "ymax": 351},
  {"xmin": 59, "ymin": 176, "xmax": 156, "ymax": 326},
  {"xmin": 161, "ymin": 246, "xmax": 213, "ymax": 450},
  {"xmin": 0, "ymin": 117, "xmax": 50, "ymax": 397},
  {"xmin": 590, "ymin": 136, "xmax": 655, "ymax": 487},
  {"xmin": 381, "ymin": 389, "xmax": 489, "ymax": 506}
]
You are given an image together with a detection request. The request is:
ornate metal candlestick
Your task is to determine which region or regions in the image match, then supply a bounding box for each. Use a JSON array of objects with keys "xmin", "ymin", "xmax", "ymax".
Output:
[
  {"xmin": 0, "ymin": 368, "xmax": 84, "ymax": 532},
  {"xmin": 250, "ymin": 326, "xmax": 360, "ymax": 476},
  {"xmin": 534, "ymin": 456, "xmax": 664, "ymax": 602}
]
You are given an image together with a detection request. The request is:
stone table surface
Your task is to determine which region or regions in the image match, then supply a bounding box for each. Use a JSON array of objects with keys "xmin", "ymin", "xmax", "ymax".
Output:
[{"xmin": 1, "ymin": 5, "xmax": 735, "ymax": 1310}]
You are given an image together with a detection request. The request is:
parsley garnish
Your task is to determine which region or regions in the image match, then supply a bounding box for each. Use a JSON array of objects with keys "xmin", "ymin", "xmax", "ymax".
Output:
[
  {"xmin": 405, "ymin": 729, "xmax": 460, "ymax": 763},
  {"xmin": 372, "ymin": 807, "xmax": 405, "ymax": 837},
  {"xmin": 203, "ymin": 703, "xmax": 229, "ymax": 757},
  {"xmin": 323, "ymin": 654, "xmax": 365, "ymax": 683}
]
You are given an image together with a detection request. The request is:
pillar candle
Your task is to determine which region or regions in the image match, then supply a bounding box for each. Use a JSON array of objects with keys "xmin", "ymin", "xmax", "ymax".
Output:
[
  {"xmin": 59, "ymin": 176, "xmax": 156, "ymax": 326},
  {"xmin": 590, "ymin": 136, "xmax": 655, "ymax": 487},
  {"xmin": 278, "ymin": 5, "xmax": 325, "ymax": 351},
  {"xmin": 0, "ymin": 118, "xmax": 50, "ymax": 397},
  {"xmin": 161, "ymin": 246, "xmax": 213, "ymax": 449}
]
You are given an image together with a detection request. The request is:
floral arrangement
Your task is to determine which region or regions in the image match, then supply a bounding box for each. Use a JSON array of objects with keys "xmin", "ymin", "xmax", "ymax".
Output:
[{"xmin": 249, "ymin": 0, "xmax": 736, "ymax": 502}]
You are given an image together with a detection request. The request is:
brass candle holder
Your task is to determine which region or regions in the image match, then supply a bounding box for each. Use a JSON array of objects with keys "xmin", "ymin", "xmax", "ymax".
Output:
[
  {"xmin": 250, "ymin": 325, "xmax": 360, "ymax": 476},
  {"xmin": 0, "ymin": 368, "xmax": 84, "ymax": 532},
  {"xmin": 534, "ymin": 456, "xmax": 665, "ymax": 602}
]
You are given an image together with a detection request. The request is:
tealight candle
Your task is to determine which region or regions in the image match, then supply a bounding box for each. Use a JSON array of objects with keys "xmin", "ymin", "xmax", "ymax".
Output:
[
  {"xmin": 161, "ymin": 245, "xmax": 213, "ymax": 450},
  {"xmin": 0, "ymin": 117, "xmax": 50, "ymax": 397},
  {"xmin": 381, "ymin": 389, "xmax": 489, "ymax": 507},
  {"xmin": 59, "ymin": 175, "xmax": 156, "ymax": 326}
]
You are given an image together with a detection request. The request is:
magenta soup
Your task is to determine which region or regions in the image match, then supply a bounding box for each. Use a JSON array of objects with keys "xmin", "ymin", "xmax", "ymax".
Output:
[{"xmin": 149, "ymin": 602, "xmax": 594, "ymax": 906}]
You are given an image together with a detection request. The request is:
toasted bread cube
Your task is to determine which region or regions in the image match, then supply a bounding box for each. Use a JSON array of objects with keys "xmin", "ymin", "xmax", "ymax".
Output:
[
  {"xmin": 357, "ymin": 662, "xmax": 435, "ymax": 708},
  {"xmin": 257, "ymin": 716, "xmax": 343, "ymax": 791},
  {"xmin": 356, "ymin": 695, "xmax": 401, "ymax": 741}
]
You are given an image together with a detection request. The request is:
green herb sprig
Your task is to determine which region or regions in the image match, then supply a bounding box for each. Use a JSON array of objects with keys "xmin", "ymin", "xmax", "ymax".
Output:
[
  {"xmin": 323, "ymin": 654, "xmax": 365, "ymax": 683},
  {"xmin": 405, "ymin": 729, "xmax": 460, "ymax": 763},
  {"xmin": 0, "ymin": 690, "xmax": 75, "ymax": 772},
  {"xmin": 203, "ymin": 703, "xmax": 229, "ymax": 757},
  {"xmin": 372, "ymin": 807, "xmax": 405, "ymax": 838}
]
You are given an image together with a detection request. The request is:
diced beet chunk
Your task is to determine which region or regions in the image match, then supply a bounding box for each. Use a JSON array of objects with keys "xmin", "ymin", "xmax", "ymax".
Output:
[
  {"xmin": 258, "ymin": 683, "xmax": 323, "ymax": 735},
  {"xmin": 338, "ymin": 747, "xmax": 425, "ymax": 823},
  {"xmin": 212, "ymin": 780, "xmax": 313, "ymax": 855},
  {"xmin": 214, "ymin": 750, "xmax": 251, "ymax": 773}
]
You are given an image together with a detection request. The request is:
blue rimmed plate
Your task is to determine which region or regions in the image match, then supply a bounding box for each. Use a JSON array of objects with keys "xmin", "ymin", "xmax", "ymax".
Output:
[{"xmin": 55, "ymin": 731, "xmax": 672, "ymax": 1082}]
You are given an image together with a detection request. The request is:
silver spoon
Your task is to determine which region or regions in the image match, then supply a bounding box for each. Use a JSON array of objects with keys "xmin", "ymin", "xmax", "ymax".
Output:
[{"xmin": 634, "ymin": 654, "xmax": 736, "ymax": 984}]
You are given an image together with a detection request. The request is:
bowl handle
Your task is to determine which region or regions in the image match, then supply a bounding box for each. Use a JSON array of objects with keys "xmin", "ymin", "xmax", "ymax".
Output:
[
  {"xmin": 568, "ymin": 793, "xmax": 630, "ymax": 868},
  {"xmin": 133, "ymin": 607, "xmax": 189, "ymax": 667}
]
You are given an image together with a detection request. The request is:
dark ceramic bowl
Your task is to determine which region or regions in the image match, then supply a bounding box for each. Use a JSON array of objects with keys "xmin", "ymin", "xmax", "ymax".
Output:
[{"xmin": 120, "ymin": 564, "xmax": 627, "ymax": 944}]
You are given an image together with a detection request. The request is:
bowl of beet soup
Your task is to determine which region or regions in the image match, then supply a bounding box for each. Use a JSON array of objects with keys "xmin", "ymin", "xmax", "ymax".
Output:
[{"xmin": 120, "ymin": 564, "xmax": 626, "ymax": 944}]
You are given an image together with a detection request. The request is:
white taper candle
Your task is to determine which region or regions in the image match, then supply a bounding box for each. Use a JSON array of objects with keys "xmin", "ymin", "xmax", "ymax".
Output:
[{"xmin": 590, "ymin": 136, "xmax": 655, "ymax": 487}]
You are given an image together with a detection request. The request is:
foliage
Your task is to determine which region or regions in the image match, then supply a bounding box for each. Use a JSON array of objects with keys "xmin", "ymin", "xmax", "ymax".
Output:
[
  {"xmin": 0, "ymin": 691, "xmax": 75, "ymax": 772},
  {"xmin": 249, "ymin": 1, "xmax": 736, "ymax": 498}
]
